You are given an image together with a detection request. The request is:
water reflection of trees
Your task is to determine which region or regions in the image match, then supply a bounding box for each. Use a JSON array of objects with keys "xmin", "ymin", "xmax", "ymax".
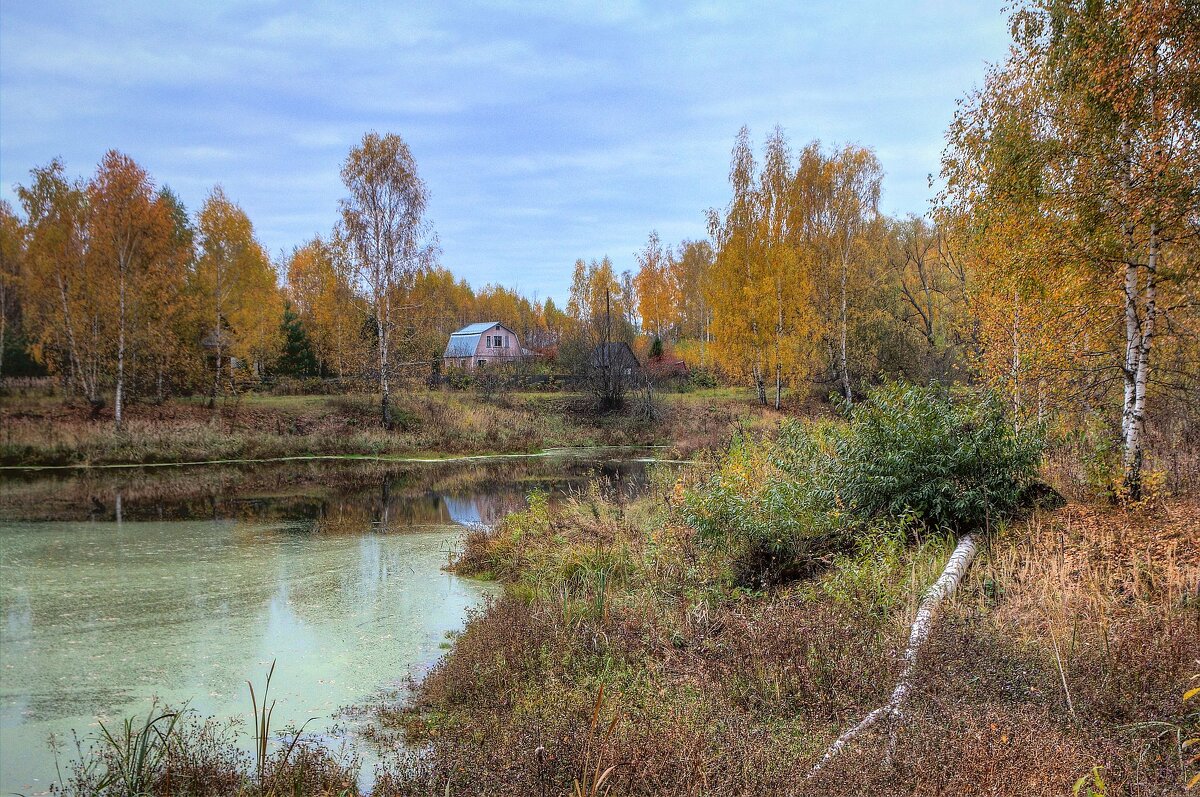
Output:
[{"xmin": 0, "ymin": 454, "xmax": 660, "ymax": 527}]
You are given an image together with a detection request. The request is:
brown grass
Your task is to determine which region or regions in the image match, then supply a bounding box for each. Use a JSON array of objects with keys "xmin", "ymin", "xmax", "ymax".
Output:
[{"xmin": 368, "ymin": 489, "xmax": 1199, "ymax": 796}]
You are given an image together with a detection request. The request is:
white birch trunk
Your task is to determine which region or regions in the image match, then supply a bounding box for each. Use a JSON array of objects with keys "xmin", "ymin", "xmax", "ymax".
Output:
[
  {"xmin": 114, "ymin": 263, "xmax": 126, "ymax": 430},
  {"xmin": 839, "ymin": 249, "xmax": 851, "ymax": 402},
  {"xmin": 1125, "ymin": 224, "xmax": 1157, "ymax": 495},
  {"xmin": 1122, "ymin": 232, "xmax": 1140, "ymax": 446},
  {"xmin": 775, "ymin": 284, "xmax": 783, "ymax": 410},
  {"xmin": 805, "ymin": 533, "xmax": 980, "ymax": 781}
]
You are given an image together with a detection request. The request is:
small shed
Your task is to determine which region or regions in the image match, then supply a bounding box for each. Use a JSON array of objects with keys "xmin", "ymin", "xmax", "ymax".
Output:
[
  {"xmin": 201, "ymin": 327, "xmax": 240, "ymax": 370},
  {"xmin": 589, "ymin": 342, "xmax": 641, "ymax": 376},
  {"xmin": 443, "ymin": 322, "xmax": 523, "ymax": 370}
]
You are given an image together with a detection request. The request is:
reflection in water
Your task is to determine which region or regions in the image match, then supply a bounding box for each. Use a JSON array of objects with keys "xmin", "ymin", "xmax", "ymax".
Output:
[
  {"xmin": 0, "ymin": 453, "xmax": 660, "ymax": 795},
  {"xmin": 0, "ymin": 450, "xmax": 657, "ymax": 526}
]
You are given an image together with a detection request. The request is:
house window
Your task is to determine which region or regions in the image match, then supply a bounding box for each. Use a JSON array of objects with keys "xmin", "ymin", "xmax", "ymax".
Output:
[{"xmin": 477, "ymin": 359, "xmax": 486, "ymax": 367}]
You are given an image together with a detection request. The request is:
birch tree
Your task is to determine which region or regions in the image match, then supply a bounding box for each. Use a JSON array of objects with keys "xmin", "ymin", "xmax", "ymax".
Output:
[
  {"xmin": 196, "ymin": 187, "xmax": 281, "ymax": 404},
  {"xmin": 339, "ymin": 132, "xmax": 435, "ymax": 426},
  {"xmin": 286, "ymin": 234, "xmax": 363, "ymax": 379},
  {"xmin": 634, "ymin": 231, "xmax": 674, "ymax": 340},
  {"xmin": 16, "ymin": 160, "xmax": 104, "ymax": 407},
  {"xmin": 813, "ymin": 146, "xmax": 883, "ymax": 402},
  {"xmin": 668, "ymin": 239, "xmax": 715, "ymax": 359},
  {"xmin": 941, "ymin": 0, "xmax": 1199, "ymax": 497},
  {"xmin": 87, "ymin": 151, "xmax": 171, "ymax": 430},
  {"xmin": 707, "ymin": 127, "xmax": 772, "ymax": 404}
]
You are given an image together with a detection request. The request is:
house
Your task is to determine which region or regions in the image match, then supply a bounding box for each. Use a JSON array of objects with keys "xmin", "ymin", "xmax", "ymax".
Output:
[
  {"xmin": 588, "ymin": 342, "xmax": 641, "ymax": 376},
  {"xmin": 200, "ymin": 327, "xmax": 241, "ymax": 371},
  {"xmin": 443, "ymin": 322, "xmax": 523, "ymax": 370}
]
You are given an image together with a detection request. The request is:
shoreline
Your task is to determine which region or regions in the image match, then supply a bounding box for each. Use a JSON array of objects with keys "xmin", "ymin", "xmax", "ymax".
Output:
[{"xmin": 0, "ymin": 444, "xmax": 672, "ymax": 473}]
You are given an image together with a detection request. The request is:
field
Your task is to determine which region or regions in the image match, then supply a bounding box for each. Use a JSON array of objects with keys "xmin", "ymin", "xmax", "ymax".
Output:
[{"xmin": 0, "ymin": 386, "xmax": 778, "ymax": 468}]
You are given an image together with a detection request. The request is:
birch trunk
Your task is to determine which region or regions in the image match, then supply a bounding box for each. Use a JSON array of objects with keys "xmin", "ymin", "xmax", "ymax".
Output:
[
  {"xmin": 1124, "ymin": 224, "xmax": 1157, "ymax": 498},
  {"xmin": 839, "ymin": 250, "xmax": 852, "ymax": 402},
  {"xmin": 775, "ymin": 284, "xmax": 783, "ymax": 410},
  {"xmin": 1010, "ymin": 289, "xmax": 1022, "ymax": 419},
  {"xmin": 806, "ymin": 534, "xmax": 980, "ymax": 781},
  {"xmin": 210, "ymin": 260, "xmax": 223, "ymax": 410},
  {"xmin": 55, "ymin": 269, "xmax": 86, "ymax": 401},
  {"xmin": 378, "ymin": 292, "xmax": 391, "ymax": 425},
  {"xmin": 114, "ymin": 262, "xmax": 126, "ymax": 430},
  {"xmin": 1121, "ymin": 225, "xmax": 1140, "ymax": 445}
]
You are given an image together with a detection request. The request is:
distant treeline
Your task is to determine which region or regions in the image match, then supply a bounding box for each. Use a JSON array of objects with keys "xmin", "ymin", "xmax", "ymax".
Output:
[{"xmin": 0, "ymin": 0, "xmax": 1196, "ymax": 494}]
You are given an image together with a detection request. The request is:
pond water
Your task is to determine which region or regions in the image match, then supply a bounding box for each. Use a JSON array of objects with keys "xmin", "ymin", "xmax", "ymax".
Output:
[{"xmin": 0, "ymin": 451, "xmax": 659, "ymax": 795}]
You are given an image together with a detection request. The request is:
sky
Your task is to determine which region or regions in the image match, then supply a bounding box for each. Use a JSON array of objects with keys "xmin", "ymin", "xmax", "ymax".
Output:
[{"xmin": 0, "ymin": 1, "xmax": 1011, "ymax": 304}]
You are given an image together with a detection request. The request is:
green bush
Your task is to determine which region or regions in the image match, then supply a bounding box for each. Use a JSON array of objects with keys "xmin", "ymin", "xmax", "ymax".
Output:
[
  {"xmin": 688, "ymin": 367, "xmax": 719, "ymax": 390},
  {"xmin": 823, "ymin": 383, "xmax": 1043, "ymax": 534},
  {"xmin": 680, "ymin": 383, "xmax": 1042, "ymax": 587},
  {"xmin": 680, "ymin": 427, "xmax": 843, "ymax": 588}
]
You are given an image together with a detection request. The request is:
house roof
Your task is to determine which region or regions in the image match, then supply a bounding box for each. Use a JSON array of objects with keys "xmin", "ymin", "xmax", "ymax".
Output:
[
  {"xmin": 443, "ymin": 321, "xmax": 513, "ymax": 359},
  {"xmin": 589, "ymin": 341, "xmax": 640, "ymax": 368},
  {"xmin": 452, "ymin": 321, "xmax": 503, "ymax": 336}
]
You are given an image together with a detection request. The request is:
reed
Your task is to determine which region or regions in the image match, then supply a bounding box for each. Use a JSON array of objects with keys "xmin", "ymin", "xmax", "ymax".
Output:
[
  {"xmin": 247, "ymin": 659, "xmax": 316, "ymax": 797},
  {"xmin": 94, "ymin": 702, "xmax": 186, "ymax": 796}
]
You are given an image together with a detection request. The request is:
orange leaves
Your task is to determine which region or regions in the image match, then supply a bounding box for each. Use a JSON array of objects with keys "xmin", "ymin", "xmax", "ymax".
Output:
[
  {"xmin": 197, "ymin": 187, "xmax": 284, "ymax": 373},
  {"xmin": 634, "ymin": 231, "xmax": 676, "ymax": 339}
]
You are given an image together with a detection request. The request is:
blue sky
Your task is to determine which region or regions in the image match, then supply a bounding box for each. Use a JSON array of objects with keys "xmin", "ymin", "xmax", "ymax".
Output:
[{"xmin": 0, "ymin": 1, "xmax": 1010, "ymax": 304}]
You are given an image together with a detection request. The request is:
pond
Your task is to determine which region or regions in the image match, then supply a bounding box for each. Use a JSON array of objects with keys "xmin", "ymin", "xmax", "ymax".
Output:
[{"xmin": 0, "ymin": 450, "xmax": 662, "ymax": 795}]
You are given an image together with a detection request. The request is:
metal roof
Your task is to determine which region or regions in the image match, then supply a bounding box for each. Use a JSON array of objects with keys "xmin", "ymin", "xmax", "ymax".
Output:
[{"xmin": 452, "ymin": 322, "xmax": 501, "ymax": 336}]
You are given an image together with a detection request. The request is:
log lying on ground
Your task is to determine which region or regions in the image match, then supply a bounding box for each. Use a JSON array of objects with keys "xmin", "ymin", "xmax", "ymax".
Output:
[{"xmin": 805, "ymin": 532, "xmax": 980, "ymax": 781}]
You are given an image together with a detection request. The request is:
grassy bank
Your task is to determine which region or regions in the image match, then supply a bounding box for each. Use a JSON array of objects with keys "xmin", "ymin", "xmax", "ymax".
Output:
[
  {"xmin": 0, "ymin": 388, "xmax": 770, "ymax": 467},
  {"xmin": 39, "ymin": 386, "xmax": 1200, "ymax": 795},
  {"xmin": 372, "ymin": 386, "xmax": 1198, "ymax": 795},
  {"xmin": 381, "ymin": 488, "xmax": 1195, "ymax": 795}
]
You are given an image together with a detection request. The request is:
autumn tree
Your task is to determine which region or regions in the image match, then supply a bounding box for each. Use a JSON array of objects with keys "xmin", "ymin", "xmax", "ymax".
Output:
[
  {"xmin": 195, "ymin": 186, "xmax": 283, "ymax": 404},
  {"xmin": 339, "ymin": 131, "xmax": 436, "ymax": 425},
  {"xmin": 532, "ymin": 296, "xmax": 572, "ymax": 354},
  {"xmin": 634, "ymin": 231, "xmax": 676, "ymax": 340},
  {"xmin": 707, "ymin": 127, "xmax": 826, "ymax": 407},
  {"xmin": 879, "ymin": 216, "xmax": 968, "ymax": 381},
  {"xmin": 669, "ymin": 239, "xmax": 715, "ymax": 362},
  {"xmin": 86, "ymin": 151, "xmax": 174, "ymax": 429},
  {"xmin": 286, "ymin": 234, "xmax": 362, "ymax": 379},
  {"xmin": 941, "ymin": 0, "xmax": 1200, "ymax": 495},
  {"xmin": 400, "ymin": 266, "xmax": 474, "ymax": 367},
  {"xmin": 148, "ymin": 187, "xmax": 202, "ymax": 400},
  {"xmin": 707, "ymin": 128, "xmax": 772, "ymax": 404},
  {"xmin": 810, "ymin": 145, "xmax": 884, "ymax": 401},
  {"xmin": 15, "ymin": 160, "xmax": 105, "ymax": 405},
  {"xmin": 0, "ymin": 201, "xmax": 24, "ymax": 379},
  {"xmin": 566, "ymin": 255, "xmax": 638, "ymax": 407}
]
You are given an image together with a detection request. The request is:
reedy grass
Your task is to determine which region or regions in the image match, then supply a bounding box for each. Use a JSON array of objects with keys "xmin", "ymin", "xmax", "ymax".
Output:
[{"xmin": 94, "ymin": 702, "xmax": 186, "ymax": 797}]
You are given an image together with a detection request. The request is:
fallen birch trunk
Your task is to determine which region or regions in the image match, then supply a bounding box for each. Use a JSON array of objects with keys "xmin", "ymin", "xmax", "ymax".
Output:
[{"xmin": 805, "ymin": 532, "xmax": 980, "ymax": 781}]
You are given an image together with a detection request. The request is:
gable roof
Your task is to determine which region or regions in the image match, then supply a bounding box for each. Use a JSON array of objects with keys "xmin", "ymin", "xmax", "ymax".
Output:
[
  {"xmin": 443, "ymin": 322, "xmax": 515, "ymax": 359},
  {"xmin": 589, "ymin": 341, "xmax": 640, "ymax": 369}
]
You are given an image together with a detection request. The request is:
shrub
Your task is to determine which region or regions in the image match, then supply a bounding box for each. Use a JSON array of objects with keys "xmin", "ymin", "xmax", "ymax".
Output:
[
  {"xmin": 680, "ymin": 427, "xmax": 844, "ymax": 589},
  {"xmin": 680, "ymin": 383, "xmax": 1042, "ymax": 588},
  {"xmin": 688, "ymin": 367, "xmax": 719, "ymax": 390},
  {"xmin": 825, "ymin": 383, "xmax": 1043, "ymax": 534}
]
